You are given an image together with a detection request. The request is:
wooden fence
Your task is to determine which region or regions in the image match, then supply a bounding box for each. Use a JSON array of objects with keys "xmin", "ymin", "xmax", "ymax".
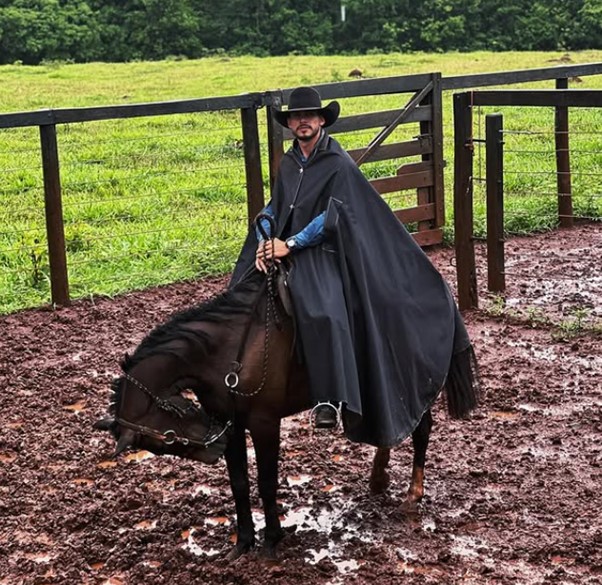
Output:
[
  {"xmin": 266, "ymin": 73, "xmax": 445, "ymax": 247},
  {"xmin": 1, "ymin": 62, "xmax": 602, "ymax": 309},
  {"xmin": 453, "ymin": 88, "xmax": 602, "ymax": 310}
]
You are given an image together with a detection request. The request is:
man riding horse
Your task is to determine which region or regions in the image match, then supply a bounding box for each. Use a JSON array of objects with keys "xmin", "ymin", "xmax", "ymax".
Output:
[{"xmin": 231, "ymin": 86, "xmax": 478, "ymax": 446}]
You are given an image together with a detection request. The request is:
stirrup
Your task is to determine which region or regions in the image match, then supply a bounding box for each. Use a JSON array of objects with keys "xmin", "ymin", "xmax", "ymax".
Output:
[{"xmin": 309, "ymin": 401, "xmax": 341, "ymax": 433}]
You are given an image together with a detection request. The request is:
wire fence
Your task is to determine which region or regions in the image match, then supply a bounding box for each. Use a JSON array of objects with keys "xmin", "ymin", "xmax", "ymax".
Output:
[
  {"xmin": 471, "ymin": 104, "xmax": 602, "ymax": 237},
  {"xmin": 0, "ymin": 113, "xmax": 260, "ymax": 314},
  {"xmin": 468, "ymin": 104, "xmax": 601, "ymax": 327}
]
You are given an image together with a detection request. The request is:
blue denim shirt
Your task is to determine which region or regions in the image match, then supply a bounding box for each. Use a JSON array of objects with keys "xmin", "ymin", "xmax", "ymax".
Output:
[{"xmin": 256, "ymin": 203, "xmax": 325, "ymax": 248}]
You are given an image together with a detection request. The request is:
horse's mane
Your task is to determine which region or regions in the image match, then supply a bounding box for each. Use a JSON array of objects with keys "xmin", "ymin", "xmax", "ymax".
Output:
[
  {"xmin": 121, "ymin": 273, "xmax": 264, "ymax": 373},
  {"xmin": 109, "ymin": 274, "xmax": 264, "ymax": 416}
]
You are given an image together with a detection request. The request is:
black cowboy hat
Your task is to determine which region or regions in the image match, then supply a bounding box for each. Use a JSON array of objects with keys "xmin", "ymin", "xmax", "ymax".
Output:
[{"xmin": 274, "ymin": 86, "xmax": 340, "ymax": 128}]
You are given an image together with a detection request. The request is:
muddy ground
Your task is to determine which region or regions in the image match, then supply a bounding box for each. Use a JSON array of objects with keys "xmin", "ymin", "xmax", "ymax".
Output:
[{"xmin": 1, "ymin": 223, "xmax": 600, "ymax": 585}]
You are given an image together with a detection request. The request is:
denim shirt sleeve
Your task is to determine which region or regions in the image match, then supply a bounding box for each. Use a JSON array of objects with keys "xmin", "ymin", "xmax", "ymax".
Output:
[
  {"xmin": 292, "ymin": 211, "xmax": 326, "ymax": 249},
  {"xmin": 254, "ymin": 202, "xmax": 275, "ymax": 241}
]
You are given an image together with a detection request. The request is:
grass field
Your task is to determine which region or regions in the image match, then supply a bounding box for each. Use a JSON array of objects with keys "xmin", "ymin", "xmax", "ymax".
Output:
[{"xmin": 1, "ymin": 51, "xmax": 601, "ymax": 314}]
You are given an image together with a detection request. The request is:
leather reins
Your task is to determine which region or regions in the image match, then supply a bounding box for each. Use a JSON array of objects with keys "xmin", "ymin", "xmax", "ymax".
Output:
[{"xmin": 116, "ymin": 373, "xmax": 232, "ymax": 449}]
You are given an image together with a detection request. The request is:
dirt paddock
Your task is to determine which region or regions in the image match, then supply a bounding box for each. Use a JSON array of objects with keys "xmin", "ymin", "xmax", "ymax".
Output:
[{"xmin": 1, "ymin": 223, "xmax": 600, "ymax": 585}]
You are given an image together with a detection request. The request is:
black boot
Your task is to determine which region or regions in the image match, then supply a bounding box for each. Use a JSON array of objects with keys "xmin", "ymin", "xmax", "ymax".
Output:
[{"xmin": 312, "ymin": 402, "xmax": 339, "ymax": 429}]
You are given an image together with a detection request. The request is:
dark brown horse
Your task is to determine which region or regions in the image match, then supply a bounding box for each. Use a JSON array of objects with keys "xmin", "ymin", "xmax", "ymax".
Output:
[{"xmin": 95, "ymin": 267, "xmax": 478, "ymax": 560}]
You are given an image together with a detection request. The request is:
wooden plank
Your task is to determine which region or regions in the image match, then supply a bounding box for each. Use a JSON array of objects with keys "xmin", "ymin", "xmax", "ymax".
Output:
[
  {"xmin": 274, "ymin": 73, "xmax": 436, "ymax": 102},
  {"xmin": 39, "ymin": 124, "xmax": 70, "ymax": 307},
  {"xmin": 355, "ymin": 81, "xmax": 433, "ymax": 166},
  {"xmin": 411, "ymin": 228, "xmax": 443, "ymax": 247},
  {"xmin": 397, "ymin": 161, "xmax": 432, "ymax": 175},
  {"xmin": 453, "ymin": 93, "xmax": 478, "ymax": 310},
  {"xmin": 555, "ymin": 79, "xmax": 573, "ymax": 228},
  {"xmin": 266, "ymin": 92, "xmax": 285, "ymax": 191},
  {"xmin": 417, "ymin": 75, "xmax": 435, "ymax": 233},
  {"xmin": 442, "ymin": 62, "xmax": 602, "ymax": 91},
  {"xmin": 330, "ymin": 107, "xmax": 431, "ymax": 134},
  {"xmin": 0, "ymin": 93, "xmax": 262, "ymax": 128},
  {"xmin": 347, "ymin": 136, "xmax": 432, "ymax": 163},
  {"xmin": 416, "ymin": 187, "xmax": 431, "ymax": 232},
  {"xmin": 370, "ymin": 169, "xmax": 434, "ymax": 194},
  {"xmin": 486, "ymin": 113, "xmax": 506, "ymax": 293},
  {"xmin": 240, "ymin": 107, "xmax": 264, "ymax": 226},
  {"xmin": 470, "ymin": 90, "xmax": 602, "ymax": 108},
  {"xmin": 394, "ymin": 203, "xmax": 435, "ymax": 224},
  {"xmin": 280, "ymin": 107, "xmax": 431, "ymax": 141},
  {"xmin": 0, "ymin": 110, "xmax": 56, "ymax": 129}
]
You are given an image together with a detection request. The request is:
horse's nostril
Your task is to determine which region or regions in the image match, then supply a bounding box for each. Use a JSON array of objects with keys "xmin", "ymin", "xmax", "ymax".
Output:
[{"xmin": 93, "ymin": 417, "xmax": 114, "ymax": 431}]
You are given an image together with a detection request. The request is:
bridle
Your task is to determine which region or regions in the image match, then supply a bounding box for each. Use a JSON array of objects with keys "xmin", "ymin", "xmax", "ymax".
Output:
[
  {"xmin": 115, "ymin": 373, "xmax": 232, "ymax": 449},
  {"xmin": 224, "ymin": 213, "xmax": 283, "ymax": 398},
  {"xmin": 115, "ymin": 215, "xmax": 283, "ymax": 446}
]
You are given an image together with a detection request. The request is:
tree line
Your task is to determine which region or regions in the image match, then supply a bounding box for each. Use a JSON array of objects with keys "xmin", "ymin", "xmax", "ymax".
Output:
[{"xmin": 1, "ymin": 0, "xmax": 601, "ymax": 65}]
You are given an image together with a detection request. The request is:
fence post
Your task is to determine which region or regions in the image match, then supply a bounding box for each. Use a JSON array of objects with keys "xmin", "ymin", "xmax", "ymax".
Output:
[
  {"xmin": 417, "ymin": 73, "xmax": 444, "ymax": 233},
  {"xmin": 431, "ymin": 72, "xmax": 445, "ymax": 228},
  {"xmin": 486, "ymin": 113, "xmax": 505, "ymax": 293},
  {"xmin": 240, "ymin": 104, "xmax": 265, "ymax": 225},
  {"xmin": 39, "ymin": 124, "xmax": 70, "ymax": 307},
  {"xmin": 453, "ymin": 92, "xmax": 478, "ymax": 310},
  {"xmin": 555, "ymin": 77, "xmax": 573, "ymax": 228},
  {"xmin": 266, "ymin": 91, "xmax": 284, "ymax": 191}
]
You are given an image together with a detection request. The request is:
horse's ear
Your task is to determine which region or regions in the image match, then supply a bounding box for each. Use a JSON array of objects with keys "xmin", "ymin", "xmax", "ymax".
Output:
[
  {"xmin": 114, "ymin": 428, "xmax": 137, "ymax": 457},
  {"xmin": 93, "ymin": 417, "xmax": 114, "ymax": 431}
]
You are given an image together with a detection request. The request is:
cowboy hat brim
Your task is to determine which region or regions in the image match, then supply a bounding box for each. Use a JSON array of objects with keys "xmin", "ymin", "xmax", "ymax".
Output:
[{"xmin": 273, "ymin": 100, "xmax": 340, "ymax": 128}]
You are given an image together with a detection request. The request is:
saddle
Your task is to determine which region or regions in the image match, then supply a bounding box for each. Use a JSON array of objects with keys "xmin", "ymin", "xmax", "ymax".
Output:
[{"xmin": 275, "ymin": 261, "xmax": 294, "ymax": 318}]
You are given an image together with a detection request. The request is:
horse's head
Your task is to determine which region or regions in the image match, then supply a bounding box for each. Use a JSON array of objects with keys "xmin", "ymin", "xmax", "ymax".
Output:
[
  {"xmin": 94, "ymin": 272, "xmax": 294, "ymax": 466},
  {"xmin": 94, "ymin": 371, "xmax": 231, "ymax": 465}
]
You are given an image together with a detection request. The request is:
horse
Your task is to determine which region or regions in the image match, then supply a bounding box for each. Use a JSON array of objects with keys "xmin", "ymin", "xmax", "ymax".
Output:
[{"xmin": 94, "ymin": 264, "xmax": 479, "ymax": 560}]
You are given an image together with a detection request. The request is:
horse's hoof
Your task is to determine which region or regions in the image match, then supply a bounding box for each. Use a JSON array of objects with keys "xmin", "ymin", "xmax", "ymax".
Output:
[
  {"xmin": 401, "ymin": 492, "xmax": 422, "ymax": 515},
  {"xmin": 259, "ymin": 545, "xmax": 279, "ymax": 561},
  {"xmin": 226, "ymin": 543, "xmax": 253, "ymax": 561},
  {"xmin": 369, "ymin": 471, "xmax": 390, "ymax": 495},
  {"xmin": 260, "ymin": 527, "xmax": 286, "ymax": 560}
]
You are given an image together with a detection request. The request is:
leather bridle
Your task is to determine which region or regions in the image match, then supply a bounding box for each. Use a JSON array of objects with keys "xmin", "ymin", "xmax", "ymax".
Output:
[{"xmin": 116, "ymin": 373, "xmax": 232, "ymax": 449}]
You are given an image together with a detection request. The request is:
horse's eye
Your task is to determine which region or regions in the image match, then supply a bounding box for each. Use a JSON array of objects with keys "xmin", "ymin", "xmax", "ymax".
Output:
[{"xmin": 179, "ymin": 388, "xmax": 201, "ymax": 407}]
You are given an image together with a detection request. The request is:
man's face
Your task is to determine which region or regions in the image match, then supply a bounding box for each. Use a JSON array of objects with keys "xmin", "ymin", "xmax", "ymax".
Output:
[{"xmin": 287, "ymin": 110, "xmax": 325, "ymax": 142}]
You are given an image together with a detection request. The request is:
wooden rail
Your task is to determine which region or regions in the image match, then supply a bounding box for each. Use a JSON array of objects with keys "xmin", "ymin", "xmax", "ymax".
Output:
[
  {"xmin": 441, "ymin": 63, "xmax": 602, "ymax": 90},
  {"xmin": 1, "ymin": 63, "xmax": 601, "ymax": 310},
  {"xmin": 0, "ymin": 94, "xmax": 262, "ymax": 129}
]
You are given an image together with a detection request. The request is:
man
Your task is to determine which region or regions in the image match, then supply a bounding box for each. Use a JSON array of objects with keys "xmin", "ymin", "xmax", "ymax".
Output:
[{"xmin": 231, "ymin": 86, "xmax": 477, "ymax": 446}]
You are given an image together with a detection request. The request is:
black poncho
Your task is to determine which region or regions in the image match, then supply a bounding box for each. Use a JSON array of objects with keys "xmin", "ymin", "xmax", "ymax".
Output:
[{"xmin": 231, "ymin": 133, "xmax": 474, "ymax": 447}]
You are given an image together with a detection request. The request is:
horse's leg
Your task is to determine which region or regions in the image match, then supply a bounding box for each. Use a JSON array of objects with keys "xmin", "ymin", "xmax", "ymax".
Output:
[
  {"xmin": 250, "ymin": 418, "xmax": 284, "ymax": 559},
  {"xmin": 404, "ymin": 409, "xmax": 433, "ymax": 512},
  {"xmin": 369, "ymin": 447, "xmax": 391, "ymax": 494},
  {"xmin": 224, "ymin": 422, "xmax": 255, "ymax": 560}
]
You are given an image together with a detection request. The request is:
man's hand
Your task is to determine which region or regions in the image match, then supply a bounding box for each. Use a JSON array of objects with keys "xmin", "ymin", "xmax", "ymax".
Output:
[{"xmin": 255, "ymin": 238, "xmax": 290, "ymax": 272}]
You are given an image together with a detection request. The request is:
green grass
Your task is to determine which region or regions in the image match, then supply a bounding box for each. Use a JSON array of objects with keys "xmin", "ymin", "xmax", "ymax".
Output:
[{"xmin": 1, "ymin": 51, "xmax": 602, "ymax": 313}]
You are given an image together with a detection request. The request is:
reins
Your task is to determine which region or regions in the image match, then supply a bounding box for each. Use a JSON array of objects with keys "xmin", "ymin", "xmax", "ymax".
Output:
[
  {"xmin": 224, "ymin": 262, "xmax": 278, "ymax": 397},
  {"xmin": 115, "ymin": 414, "xmax": 231, "ymax": 449},
  {"xmin": 123, "ymin": 373, "xmax": 197, "ymax": 418},
  {"xmin": 117, "ymin": 372, "xmax": 232, "ymax": 449},
  {"xmin": 225, "ymin": 213, "xmax": 281, "ymax": 398}
]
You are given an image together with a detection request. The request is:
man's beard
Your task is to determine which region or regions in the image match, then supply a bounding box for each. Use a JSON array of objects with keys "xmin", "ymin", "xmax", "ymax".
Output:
[{"xmin": 293, "ymin": 126, "xmax": 320, "ymax": 142}]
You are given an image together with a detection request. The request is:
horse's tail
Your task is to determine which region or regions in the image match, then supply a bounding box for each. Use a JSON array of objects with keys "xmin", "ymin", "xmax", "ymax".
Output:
[{"xmin": 444, "ymin": 345, "xmax": 480, "ymax": 419}]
